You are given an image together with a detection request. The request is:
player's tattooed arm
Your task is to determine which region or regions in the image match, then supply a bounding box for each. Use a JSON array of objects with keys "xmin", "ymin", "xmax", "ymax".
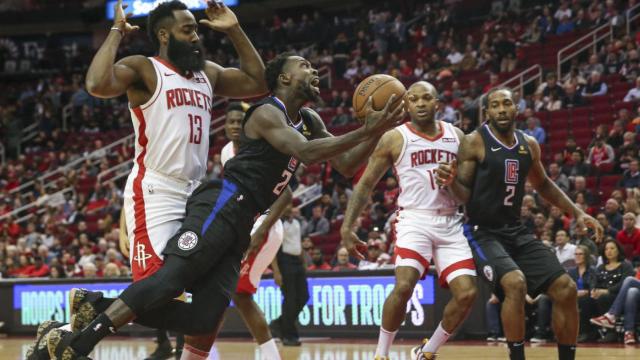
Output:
[
  {"xmin": 201, "ymin": 2, "xmax": 267, "ymax": 97},
  {"xmin": 340, "ymin": 130, "xmax": 399, "ymax": 259},
  {"xmin": 438, "ymin": 131, "xmax": 481, "ymax": 204},
  {"xmin": 526, "ymin": 136, "xmax": 604, "ymax": 242},
  {"xmin": 245, "ymin": 187, "xmax": 292, "ymax": 257},
  {"xmin": 305, "ymin": 109, "xmax": 381, "ymax": 178}
]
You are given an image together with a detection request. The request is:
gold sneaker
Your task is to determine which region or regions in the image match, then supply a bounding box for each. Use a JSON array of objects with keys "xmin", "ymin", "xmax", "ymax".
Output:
[{"xmin": 410, "ymin": 338, "xmax": 438, "ymax": 360}]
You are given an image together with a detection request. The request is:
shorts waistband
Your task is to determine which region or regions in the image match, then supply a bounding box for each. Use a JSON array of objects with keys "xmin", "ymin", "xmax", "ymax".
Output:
[
  {"xmin": 138, "ymin": 167, "xmax": 202, "ymax": 191},
  {"xmin": 400, "ymin": 208, "xmax": 459, "ymax": 216}
]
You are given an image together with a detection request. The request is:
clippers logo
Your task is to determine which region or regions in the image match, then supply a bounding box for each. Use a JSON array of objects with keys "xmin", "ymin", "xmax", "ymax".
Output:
[
  {"xmin": 287, "ymin": 157, "xmax": 299, "ymax": 172},
  {"xmin": 504, "ymin": 159, "xmax": 519, "ymax": 184},
  {"xmin": 133, "ymin": 243, "xmax": 152, "ymax": 270},
  {"xmin": 177, "ymin": 231, "xmax": 198, "ymax": 251},
  {"xmin": 483, "ymin": 265, "xmax": 494, "ymax": 282}
]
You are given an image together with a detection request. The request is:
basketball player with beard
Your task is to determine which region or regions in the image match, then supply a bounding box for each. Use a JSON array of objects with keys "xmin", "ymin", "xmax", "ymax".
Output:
[
  {"xmin": 436, "ymin": 88, "xmax": 603, "ymax": 360},
  {"xmin": 25, "ymin": 1, "xmax": 268, "ymax": 360},
  {"xmin": 43, "ymin": 52, "xmax": 404, "ymax": 360}
]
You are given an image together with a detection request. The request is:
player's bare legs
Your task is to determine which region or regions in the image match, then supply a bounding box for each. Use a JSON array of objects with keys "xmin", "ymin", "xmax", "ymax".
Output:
[
  {"xmin": 415, "ymin": 274, "xmax": 477, "ymax": 357},
  {"xmin": 546, "ymin": 274, "xmax": 578, "ymax": 359},
  {"xmin": 440, "ymin": 275, "xmax": 477, "ymax": 332},
  {"xmin": 376, "ymin": 267, "xmax": 420, "ymax": 357},
  {"xmin": 382, "ymin": 267, "xmax": 421, "ymax": 330},
  {"xmin": 499, "ymin": 270, "xmax": 527, "ymax": 360},
  {"xmin": 233, "ymin": 293, "xmax": 273, "ymax": 344}
]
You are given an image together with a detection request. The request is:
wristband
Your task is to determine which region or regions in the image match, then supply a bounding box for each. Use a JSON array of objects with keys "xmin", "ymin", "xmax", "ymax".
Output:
[{"xmin": 111, "ymin": 27, "xmax": 124, "ymax": 36}]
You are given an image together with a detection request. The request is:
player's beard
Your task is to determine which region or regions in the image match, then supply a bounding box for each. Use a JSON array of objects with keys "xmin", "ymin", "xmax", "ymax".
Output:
[
  {"xmin": 490, "ymin": 117, "xmax": 514, "ymax": 134},
  {"xmin": 167, "ymin": 34, "xmax": 205, "ymax": 73},
  {"xmin": 300, "ymin": 81, "xmax": 320, "ymax": 102}
]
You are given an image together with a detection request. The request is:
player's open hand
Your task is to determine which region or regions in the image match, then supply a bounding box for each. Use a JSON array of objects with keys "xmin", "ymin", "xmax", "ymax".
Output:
[
  {"xmin": 363, "ymin": 95, "xmax": 405, "ymax": 135},
  {"xmin": 200, "ymin": 1, "xmax": 239, "ymax": 33},
  {"xmin": 340, "ymin": 228, "xmax": 368, "ymax": 260},
  {"xmin": 113, "ymin": 0, "xmax": 140, "ymax": 35},
  {"xmin": 435, "ymin": 159, "xmax": 457, "ymax": 187},
  {"xmin": 576, "ymin": 212, "xmax": 604, "ymax": 243}
]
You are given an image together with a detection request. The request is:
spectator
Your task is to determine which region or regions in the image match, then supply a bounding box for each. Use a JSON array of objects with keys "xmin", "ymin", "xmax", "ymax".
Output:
[
  {"xmin": 617, "ymin": 213, "xmax": 640, "ymax": 259},
  {"xmin": 582, "ymin": 71, "xmax": 608, "ymax": 97},
  {"xmin": 621, "ymin": 159, "xmax": 640, "ymax": 188},
  {"xmin": 590, "ymin": 268, "xmax": 640, "ymax": 345},
  {"xmin": 562, "ymin": 82, "xmax": 585, "ymax": 108},
  {"xmin": 330, "ymin": 107, "xmax": 354, "ymax": 127},
  {"xmin": 357, "ymin": 240, "xmax": 384, "ymax": 270},
  {"xmin": 564, "ymin": 152, "xmax": 591, "ymax": 179},
  {"xmin": 555, "ymin": 229, "xmax": 577, "ymax": 267},
  {"xmin": 568, "ymin": 245, "xmax": 599, "ymax": 342},
  {"xmin": 554, "ymin": 1, "xmax": 572, "ymax": 22},
  {"xmin": 82, "ymin": 262, "xmax": 98, "ymax": 278},
  {"xmin": 582, "ymin": 55, "xmax": 605, "ymax": 78},
  {"xmin": 591, "ymin": 240, "xmax": 635, "ymax": 342},
  {"xmin": 623, "ymin": 76, "xmax": 640, "ymax": 102},
  {"xmin": 605, "ymin": 199, "xmax": 624, "ymax": 231},
  {"xmin": 305, "ymin": 205, "xmax": 329, "ymax": 236},
  {"xmin": 597, "ymin": 212, "xmax": 621, "ymax": 239},
  {"xmin": 24, "ymin": 256, "xmax": 50, "ymax": 277},
  {"xmin": 588, "ymin": 137, "xmax": 615, "ymax": 173},
  {"xmin": 548, "ymin": 163, "xmax": 569, "ymax": 193},
  {"xmin": 332, "ymin": 247, "xmax": 357, "ymax": 271},
  {"xmin": 607, "ymin": 119, "xmax": 625, "ymax": 149},
  {"xmin": 49, "ymin": 264, "xmax": 66, "ymax": 279},
  {"xmin": 307, "ymin": 248, "xmax": 331, "ymax": 271},
  {"xmin": 523, "ymin": 117, "xmax": 546, "ymax": 144},
  {"xmin": 103, "ymin": 263, "xmax": 121, "ymax": 277},
  {"xmin": 556, "ymin": 15, "xmax": 575, "ymax": 35}
]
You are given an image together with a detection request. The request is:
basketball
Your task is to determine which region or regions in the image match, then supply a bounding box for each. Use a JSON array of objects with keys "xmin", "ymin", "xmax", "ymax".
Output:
[{"xmin": 352, "ymin": 74, "xmax": 406, "ymax": 122}]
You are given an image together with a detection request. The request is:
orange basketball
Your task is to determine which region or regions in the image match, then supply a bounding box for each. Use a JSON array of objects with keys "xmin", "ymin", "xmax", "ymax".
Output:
[{"xmin": 352, "ymin": 74, "xmax": 406, "ymax": 122}]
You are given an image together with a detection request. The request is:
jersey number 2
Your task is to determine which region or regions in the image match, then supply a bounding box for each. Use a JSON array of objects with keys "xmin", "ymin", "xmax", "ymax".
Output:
[
  {"xmin": 188, "ymin": 114, "xmax": 202, "ymax": 144},
  {"xmin": 504, "ymin": 185, "xmax": 515, "ymax": 206},
  {"xmin": 273, "ymin": 169, "xmax": 293, "ymax": 195}
]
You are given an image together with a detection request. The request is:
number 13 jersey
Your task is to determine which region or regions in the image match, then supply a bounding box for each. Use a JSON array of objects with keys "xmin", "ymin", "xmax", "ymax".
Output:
[
  {"xmin": 224, "ymin": 96, "xmax": 314, "ymax": 213},
  {"xmin": 393, "ymin": 121, "xmax": 460, "ymax": 211},
  {"xmin": 129, "ymin": 57, "xmax": 213, "ymax": 181},
  {"xmin": 466, "ymin": 124, "xmax": 533, "ymax": 227}
]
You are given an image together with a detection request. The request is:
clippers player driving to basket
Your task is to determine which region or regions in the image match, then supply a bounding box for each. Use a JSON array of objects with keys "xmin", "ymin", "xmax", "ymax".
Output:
[
  {"xmin": 341, "ymin": 82, "xmax": 477, "ymax": 360},
  {"xmin": 436, "ymin": 87, "xmax": 603, "ymax": 360},
  {"xmin": 43, "ymin": 53, "xmax": 405, "ymax": 359},
  {"xmin": 220, "ymin": 101, "xmax": 288, "ymax": 359}
]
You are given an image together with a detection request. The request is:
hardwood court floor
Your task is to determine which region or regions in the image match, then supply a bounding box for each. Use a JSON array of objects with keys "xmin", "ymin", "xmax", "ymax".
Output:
[{"xmin": 0, "ymin": 337, "xmax": 638, "ymax": 359}]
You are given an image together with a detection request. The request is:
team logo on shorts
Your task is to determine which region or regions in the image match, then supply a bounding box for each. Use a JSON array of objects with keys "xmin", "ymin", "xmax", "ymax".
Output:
[
  {"xmin": 483, "ymin": 265, "xmax": 494, "ymax": 282},
  {"xmin": 178, "ymin": 231, "xmax": 198, "ymax": 251}
]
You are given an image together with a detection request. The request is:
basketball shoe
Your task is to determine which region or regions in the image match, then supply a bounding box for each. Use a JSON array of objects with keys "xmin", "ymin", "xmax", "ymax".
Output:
[{"xmin": 410, "ymin": 338, "xmax": 437, "ymax": 360}]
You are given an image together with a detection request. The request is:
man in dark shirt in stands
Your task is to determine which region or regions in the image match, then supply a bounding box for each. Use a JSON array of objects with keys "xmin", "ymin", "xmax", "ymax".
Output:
[{"xmin": 621, "ymin": 159, "xmax": 640, "ymax": 188}]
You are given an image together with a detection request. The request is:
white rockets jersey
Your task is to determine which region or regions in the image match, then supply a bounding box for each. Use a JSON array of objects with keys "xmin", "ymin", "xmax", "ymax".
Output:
[
  {"xmin": 129, "ymin": 57, "xmax": 213, "ymax": 181},
  {"xmin": 393, "ymin": 121, "xmax": 460, "ymax": 210},
  {"xmin": 220, "ymin": 141, "xmax": 235, "ymax": 166}
]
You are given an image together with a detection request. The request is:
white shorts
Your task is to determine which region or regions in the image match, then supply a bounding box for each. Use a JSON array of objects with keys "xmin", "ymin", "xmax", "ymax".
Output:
[
  {"xmin": 236, "ymin": 214, "xmax": 284, "ymax": 294},
  {"xmin": 123, "ymin": 165, "xmax": 200, "ymax": 281},
  {"xmin": 393, "ymin": 209, "xmax": 476, "ymax": 287}
]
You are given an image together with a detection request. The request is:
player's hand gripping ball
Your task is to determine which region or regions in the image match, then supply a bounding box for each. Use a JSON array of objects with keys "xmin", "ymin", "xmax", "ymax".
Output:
[{"xmin": 352, "ymin": 74, "xmax": 406, "ymax": 122}]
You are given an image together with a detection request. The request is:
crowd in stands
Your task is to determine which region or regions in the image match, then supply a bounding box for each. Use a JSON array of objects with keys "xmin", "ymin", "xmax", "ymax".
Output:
[{"xmin": 1, "ymin": 0, "xmax": 640, "ymax": 344}]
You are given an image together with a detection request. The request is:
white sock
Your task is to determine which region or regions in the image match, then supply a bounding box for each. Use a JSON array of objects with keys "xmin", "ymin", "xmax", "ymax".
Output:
[
  {"xmin": 375, "ymin": 327, "xmax": 398, "ymax": 357},
  {"xmin": 59, "ymin": 324, "xmax": 72, "ymax": 331},
  {"xmin": 422, "ymin": 322, "xmax": 451, "ymax": 353},
  {"xmin": 259, "ymin": 338, "xmax": 281, "ymax": 360},
  {"xmin": 180, "ymin": 344, "xmax": 209, "ymax": 360}
]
